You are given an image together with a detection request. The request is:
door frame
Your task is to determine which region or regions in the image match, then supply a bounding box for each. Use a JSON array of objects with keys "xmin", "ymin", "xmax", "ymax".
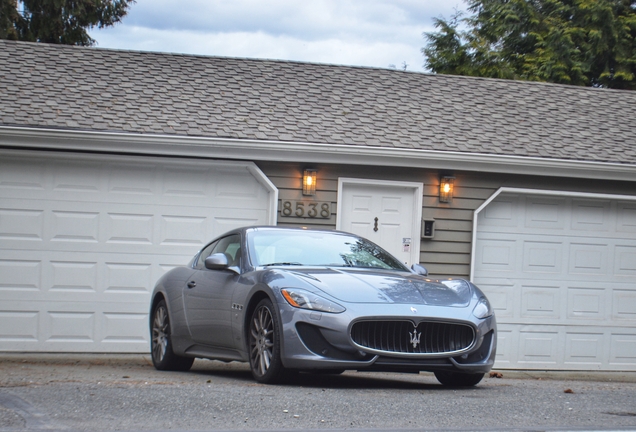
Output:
[{"xmin": 336, "ymin": 177, "xmax": 423, "ymax": 266}]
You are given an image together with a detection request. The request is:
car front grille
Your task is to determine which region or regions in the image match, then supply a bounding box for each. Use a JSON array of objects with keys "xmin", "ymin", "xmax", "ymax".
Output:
[{"xmin": 350, "ymin": 320, "xmax": 475, "ymax": 355}]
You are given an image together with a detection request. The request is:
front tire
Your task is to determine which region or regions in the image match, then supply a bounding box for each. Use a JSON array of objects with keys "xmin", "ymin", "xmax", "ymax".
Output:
[
  {"xmin": 151, "ymin": 299, "xmax": 194, "ymax": 371},
  {"xmin": 434, "ymin": 371, "xmax": 484, "ymax": 387},
  {"xmin": 248, "ymin": 298, "xmax": 289, "ymax": 384}
]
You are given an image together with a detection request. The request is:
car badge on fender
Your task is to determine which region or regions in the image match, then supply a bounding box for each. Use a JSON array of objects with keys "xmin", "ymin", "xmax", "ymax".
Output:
[{"xmin": 409, "ymin": 330, "xmax": 421, "ymax": 349}]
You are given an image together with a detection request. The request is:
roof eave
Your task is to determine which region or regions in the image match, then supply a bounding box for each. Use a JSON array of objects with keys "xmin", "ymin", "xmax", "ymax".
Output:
[{"xmin": 2, "ymin": 126, "xmax": 635, "ymax": 182}]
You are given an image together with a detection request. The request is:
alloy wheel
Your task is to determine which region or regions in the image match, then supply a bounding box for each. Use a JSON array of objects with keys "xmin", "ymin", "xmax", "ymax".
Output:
[
  {"xmin": 250, "ymin": 305, "xmax": 275, "ymax": 377},
  {"xmin": 152, "ymin": 305, "xmax": 169, "ymax": 363}
]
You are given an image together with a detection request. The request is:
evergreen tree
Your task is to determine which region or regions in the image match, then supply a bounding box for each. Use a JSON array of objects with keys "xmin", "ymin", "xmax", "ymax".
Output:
[
  {"xmin": 423, "ymin": 0, "xmax": 636, "ymax": 89},
  {"xmin": 1, "ymin": 0, "xmax": 134, "ymax": 46}
]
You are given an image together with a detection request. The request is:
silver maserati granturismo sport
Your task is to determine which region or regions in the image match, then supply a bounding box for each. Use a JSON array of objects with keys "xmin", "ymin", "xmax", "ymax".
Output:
[{"xmin": 150, "ymin": 226, "xmax": 497, "ymax": 386}]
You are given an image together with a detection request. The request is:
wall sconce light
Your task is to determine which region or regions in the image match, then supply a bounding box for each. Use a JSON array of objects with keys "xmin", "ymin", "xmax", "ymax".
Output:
[
  {"xmin": 303, "ymin": 169, "xmax": 317, "ymax": 196},
  {"xmin": 439, "ymin": 176, "xmax": 455, "ymax": 203}
]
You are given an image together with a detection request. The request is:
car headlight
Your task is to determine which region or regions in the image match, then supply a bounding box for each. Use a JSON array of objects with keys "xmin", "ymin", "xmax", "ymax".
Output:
[
  {"xmin": 472, "ymin": 297, "xmax": 493, "ymax": 319},
  {"xmin": 281, "ymin": 288, "xmax": 345, "ymax": 313}
]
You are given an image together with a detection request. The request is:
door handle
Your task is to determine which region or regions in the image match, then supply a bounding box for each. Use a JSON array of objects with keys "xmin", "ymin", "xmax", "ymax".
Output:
[{"xmin": 187, "ymin": 281, "xmax": 196, "ymax": 289}]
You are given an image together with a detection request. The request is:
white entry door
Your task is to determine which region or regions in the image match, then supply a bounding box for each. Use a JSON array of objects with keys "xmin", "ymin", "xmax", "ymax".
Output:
[
  {"xmin": 337, "ymin": 178, "xmax": 423, "ymax": 266},
  {"xmin": 473, "ymin": 190, "xmax": 636, "ymax": 371}
]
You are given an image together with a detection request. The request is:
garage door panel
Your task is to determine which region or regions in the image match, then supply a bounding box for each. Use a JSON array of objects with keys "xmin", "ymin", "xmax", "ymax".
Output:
[
  {"xmin": 0, "ymin": 259, "xmax": 41, "ymax": 290},
  {"xmin": 0, "ymin": 251, "xmax": 188, "ymax": 300},
  {"xmin": 45, "ymin": 311, "xmax": 96, "ymax": 343},
  {"xmin": 0, "ymin": 310, "xmax": 39, "ymax": 342},
  {"xmin": 163, "ymin": 166, "xmax": 210, "ymax": 197},
  {"xmin": 495, "ymin": 324, "xmax": 636, "ymax": 370},
  {"xmin": 0, "ymin": 207, "xmax": 45, "ymax": 241},
  {"xmin": 159, "ymin": 215, "xmax": 207, "ymax": 246},
  {"xmin": 617, "ymin": 202, "xmax": 636, "ymax": 232},
  {"xmin": 105, "ymin": 213, "xmax": 153, "ymax": 245},
  {"xmin": 104, "ymin": 262, "xmax": 153, "ymax": 294},
  {"xmin": 478, "ymin": 281, "xmax": 516, "ymax": 318},
  {"xmin": 49, "ymin": 260, "xmax": 98, "ymax": 292},
  {"xmin": 53, "ymin": 161, "xmax": 103, "ymax": 192},
  {"xmin": 0, "ymin": 151, "xmax": 275, "ymax": 352},
  {"xmin": 568, "ymin": 242, "xmax": 610, "ymax": 275},
  {"xmin": 1, "ymin": 157, "xmax": 266, "ymax": 208},
  {"xmin": 521, "ymin": 285, "xmax": 560, "ymax": 319},
  {"xmin": 1, "ymin": 300, "xmax": 152, "ymax": 352},
  {"xmin": 101, "ymin": 312, "xmax": 148, "ymax": 344},
  {"xmin": 53, "ymin": 210, "xmax": 101, "ymax": 243},
  {"xmin": 567, "ymin": 287, "xmax": 606, "ymax": 320},
  {"xmin": 613, "ymin": 290, "xmax": 636, "ymax": 321},
  {"xmin": 571, "ymin": 199, "xmax": 611, "ymax": 232},
  {"xmin": 488, "ymin": 281, "xmax": 633, "ymax": 327},
  {"xmin": 474, "ymin": 238, "xmax": 518, "ymax": 273},
  {"xmin": 494, "ymin": 328, "xmax": 514, "ymax": 367},
  {"xmin": 480, "ymin": 195, "xmax": 520, "ymax": 228},
  {"xmin": 565, "ymin": 332, "xmax": 604, "ymax": 366},
  {"xmin": 478, "ymin": 238, "xmax": 631, "ymax": 282},
  {"xmin": 610, "ymin": 334, "xmax": 636, "ymax": 366},
  {"xmin": 1, "ymin": 202, "xmax": 267, "ymax": 255},
  {"xmin": 525, "ymin": 196, "xmax": 566, "ymax": 230},
  {"xmin": 518, "ymin": 330, "xmax": 560, "ymax": 366},
  {"xmin": 108, "ymin": 164, "xmax": 157, "ymax": 195},
  {"xmin": 0, "ymin": 158, "xmax": 46, "ymax": 190},
  {"xmin": 522, "ymin": 241, "xmax": 563, "ymax": 274},
  {"xmin": 614, "ymin": 245, "xmax": 636, "ymax": 276},
  {"xmin": 475, "ymin": 192, "xmax": 636, "ymax": 370},
  {"xmin": 215, "ymin": 169, "xmax": 268, "ymax": 200}
]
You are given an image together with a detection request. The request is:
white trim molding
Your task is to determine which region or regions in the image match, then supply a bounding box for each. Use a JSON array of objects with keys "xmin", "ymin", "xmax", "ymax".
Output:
[
  {"xmin": 470, "ymin": 187, "xmax": 636, "ymax": 281},
  {"xmin": 2, "ymin": 126, "xmax": 636, "ymax": 182},
  {"xmin": 336, "ymin": 177, "xmax": 424, "ymax": 266}
]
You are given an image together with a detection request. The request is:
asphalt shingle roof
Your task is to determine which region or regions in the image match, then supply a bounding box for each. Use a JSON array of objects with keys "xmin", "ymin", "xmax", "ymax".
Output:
[{"xmin": 1, "ymin": 40, "xmax": 635, "ymax": 165}]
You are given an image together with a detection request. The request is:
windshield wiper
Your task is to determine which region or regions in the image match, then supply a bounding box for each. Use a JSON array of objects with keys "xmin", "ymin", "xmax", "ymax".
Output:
[{"xmin": 261, "ymin": 262, "xmax": 303, "ymax": 267}]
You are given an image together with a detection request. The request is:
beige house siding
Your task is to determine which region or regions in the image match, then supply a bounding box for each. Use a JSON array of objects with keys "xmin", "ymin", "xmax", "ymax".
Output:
[{"xmin": 257, "ymin": 161, "xmax": 636, "ymax": 279}]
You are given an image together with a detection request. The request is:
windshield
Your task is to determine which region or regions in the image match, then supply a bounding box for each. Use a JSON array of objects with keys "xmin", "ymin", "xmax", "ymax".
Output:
[{"xmin": 247, "ymin": 229, "xmax": 408, "ymax": 271}]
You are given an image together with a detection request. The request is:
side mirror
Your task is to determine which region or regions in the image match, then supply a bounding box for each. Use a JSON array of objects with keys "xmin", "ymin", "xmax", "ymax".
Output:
[
  {"xmin": 411, "ymin": 263, "xmax": 428, "ymax": 276},
  {"xmin": 204, "ymin": 253, "xmax": 229, "ymax": 270}
]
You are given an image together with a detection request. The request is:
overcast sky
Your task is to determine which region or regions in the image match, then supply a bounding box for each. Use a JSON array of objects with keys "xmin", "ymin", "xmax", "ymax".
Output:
[{"xmin": 88, "ymin": 0, "xmax": 466, "ymax": 72}]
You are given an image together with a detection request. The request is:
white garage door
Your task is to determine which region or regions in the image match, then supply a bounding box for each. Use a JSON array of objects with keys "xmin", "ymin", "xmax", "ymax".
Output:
[
  {"xmin": 473, "ymin": 191, "xmax": 636, "ymax": 371},
  {"xmin": 0, "ymin": 150, "xmax": 277, "ymax": 352}
]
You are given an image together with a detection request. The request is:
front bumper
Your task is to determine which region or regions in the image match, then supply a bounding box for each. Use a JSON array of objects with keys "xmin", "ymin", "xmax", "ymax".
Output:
[{"xmin": 277, "ymin": 301, "xmax": 497, "ymax": 375}]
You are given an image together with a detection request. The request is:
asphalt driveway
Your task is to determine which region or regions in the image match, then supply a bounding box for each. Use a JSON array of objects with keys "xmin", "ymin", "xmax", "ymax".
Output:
[{"xmin": 1, "ymin": 354, "xmax": 635, "ymax": 431}]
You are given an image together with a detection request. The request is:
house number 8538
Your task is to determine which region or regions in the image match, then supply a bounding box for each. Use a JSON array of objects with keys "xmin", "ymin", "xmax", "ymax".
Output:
[{"xmin": 281, "ymin": 201, "xmax": 330, "ymax": 218}]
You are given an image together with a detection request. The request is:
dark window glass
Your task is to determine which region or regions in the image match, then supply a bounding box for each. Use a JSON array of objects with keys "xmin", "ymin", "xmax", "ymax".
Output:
[
  {"xmin": 195, "ymin": 241, "xmax": 218, "ymax": 269},
  {"xmin": 247, "ymin": 229, "xmax": 406, "ymax": 271},
  {"xmin": 211, "ymin": 234, "xmax": 242, "ymax": 267}
]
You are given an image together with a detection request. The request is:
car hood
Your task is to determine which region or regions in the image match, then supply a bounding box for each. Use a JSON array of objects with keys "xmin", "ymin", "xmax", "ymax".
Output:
[{"xmin": 285, "ymin": 268, "xmax": 472, "ymax": 307}]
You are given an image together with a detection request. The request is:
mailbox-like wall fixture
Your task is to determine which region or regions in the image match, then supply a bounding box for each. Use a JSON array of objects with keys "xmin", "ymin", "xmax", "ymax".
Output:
[{"xmin": 421, "ymin": 219, "xmax": 435, "ymax": 239}]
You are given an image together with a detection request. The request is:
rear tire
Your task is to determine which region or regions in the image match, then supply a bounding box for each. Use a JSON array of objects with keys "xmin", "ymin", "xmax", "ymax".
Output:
[
  {"xmin": 151, "ymin": 300, "xmax": 194, "ymax": 371},
  {"xmin": 434, "ymin": 371, "xmax": 484, "ymax": 387},
  {"xmin": 248, "ymin": 298, "xmax": 290, "ymax": 384}
]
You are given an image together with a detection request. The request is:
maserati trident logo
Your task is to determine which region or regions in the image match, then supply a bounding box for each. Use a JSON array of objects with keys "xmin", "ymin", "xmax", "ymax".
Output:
[{"xmin": 409, "ymin": 329, "xmax": 421, "ymax": 349}]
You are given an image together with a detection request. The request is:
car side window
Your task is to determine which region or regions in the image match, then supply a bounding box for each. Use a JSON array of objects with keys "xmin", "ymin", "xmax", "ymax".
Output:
[
  {"xmin": 195, "ymin": 241, "xmax": 218, "ymax": 270},
  {"xmin": 211, "ymin": 234, "xmax": 242, "ymax": 267}
]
